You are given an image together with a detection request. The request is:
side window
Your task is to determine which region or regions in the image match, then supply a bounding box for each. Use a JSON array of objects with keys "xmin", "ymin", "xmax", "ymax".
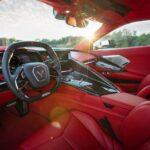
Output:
[{"xmin": 93, "ymin": 21, "xmax": 150, "ymax": 50}]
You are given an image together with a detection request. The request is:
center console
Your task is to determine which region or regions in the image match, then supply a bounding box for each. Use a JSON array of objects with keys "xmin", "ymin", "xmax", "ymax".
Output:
[{"xmin": 100, "ymin": 92, "xmax": 144, "ymax": 116}]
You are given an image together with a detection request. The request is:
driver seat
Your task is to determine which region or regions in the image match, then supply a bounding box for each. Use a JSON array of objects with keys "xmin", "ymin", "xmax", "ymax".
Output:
[{"xmin": 18, "ymin": 101, "xmax": 150, "ymax": 150}]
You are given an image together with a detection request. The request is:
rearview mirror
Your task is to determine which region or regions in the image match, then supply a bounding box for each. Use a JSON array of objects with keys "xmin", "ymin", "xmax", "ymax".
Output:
[
  {"xmin": 66, "ymin": 16, "xmax": 89, "ymax": 28},
  {"xmin": 53, "ymin": 9, "xmax": 66, "ymax": 20}
]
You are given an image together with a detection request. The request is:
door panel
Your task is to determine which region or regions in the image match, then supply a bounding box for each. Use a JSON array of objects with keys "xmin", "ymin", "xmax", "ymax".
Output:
[
  {"xmin": 102, "ymin": 55, "xmax": 130, "ymax": 68},
  {"xmin": 91, "ymin": 46, "xmax": 150, "ymax": 93}
]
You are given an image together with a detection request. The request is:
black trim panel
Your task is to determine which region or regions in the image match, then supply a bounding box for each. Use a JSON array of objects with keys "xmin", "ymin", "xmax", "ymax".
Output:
[{"xmin": 109, "ymin": 78, "xmax": 140, "ymax": 84}]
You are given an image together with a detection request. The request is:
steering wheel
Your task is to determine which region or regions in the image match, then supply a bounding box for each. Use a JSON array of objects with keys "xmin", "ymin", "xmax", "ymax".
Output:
[{"xmin": 2, "ymin": 41, "xmax": 61, "ymax": 102}]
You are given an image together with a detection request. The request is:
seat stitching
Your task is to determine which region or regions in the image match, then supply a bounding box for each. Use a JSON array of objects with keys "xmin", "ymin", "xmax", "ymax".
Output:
[{"xmin": 63, "ymin": 136, "xmax": 76, "ymax": 150}]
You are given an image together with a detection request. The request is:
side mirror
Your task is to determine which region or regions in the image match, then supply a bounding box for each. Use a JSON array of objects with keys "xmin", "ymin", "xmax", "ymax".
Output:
[
  {"xmin": 93, "ymin": 39, "xmax": 110, "ymax": 49},
  {"xmin": 93, "ymin": 39, "xmax": 116, "ymax": 50},
  {"xmin": 66, "ymin": 16, "xmax": 89, "ymax": 28},
  {"xmin": 100, "ymin": 40, "xmax": 110, "ymax": 47}
]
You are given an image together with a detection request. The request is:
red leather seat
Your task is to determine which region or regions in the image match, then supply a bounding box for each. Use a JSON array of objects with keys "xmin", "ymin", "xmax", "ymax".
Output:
[
  {"xmin": 137, "ymin": 74, "xmax": 150, "ymax": 98},
  {"xmin": 18, "ymin": 101, "xmax": 150, "ymax": 150}
]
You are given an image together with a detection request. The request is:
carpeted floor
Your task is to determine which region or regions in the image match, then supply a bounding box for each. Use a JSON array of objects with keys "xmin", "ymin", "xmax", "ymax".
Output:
[{"xmin": 0, "ymin": 107, "xmax": 49, "ymax": 150}]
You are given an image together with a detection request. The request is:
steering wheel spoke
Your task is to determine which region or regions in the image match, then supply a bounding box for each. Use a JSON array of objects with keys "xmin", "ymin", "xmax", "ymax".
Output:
[
  {"xmin": 11, "ymin": 66, "xmax": 28, "ymax": 90},
  {"xmin": 11, "ymin": 66, "xmax": 24, "ymax": 81},
  {"xmin": 44, "ymin": 58, "xmax": 61, "ymax": 79},
  {"xmin": 44, "ymin": 58, "xmax": 59, "ymax": 69},
  {"xmin": 18, "ymin": 80, "xmax": 30, "ymax": 90}
]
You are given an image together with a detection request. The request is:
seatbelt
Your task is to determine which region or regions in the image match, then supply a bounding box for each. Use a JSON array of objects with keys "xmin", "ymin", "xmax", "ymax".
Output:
[{"xmin": 99, "ymin": 116, "xmax": 122, "ymax": 144}]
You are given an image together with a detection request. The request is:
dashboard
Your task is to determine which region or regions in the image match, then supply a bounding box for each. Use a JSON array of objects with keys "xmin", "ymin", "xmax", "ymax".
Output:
[{"xmin": 0, "ymin": 47, "xmax": 119, "ymax": 106}]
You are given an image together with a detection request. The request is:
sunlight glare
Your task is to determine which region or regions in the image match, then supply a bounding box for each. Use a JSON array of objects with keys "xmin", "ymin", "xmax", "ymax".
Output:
[{"xmin": 81, "ymin": 20, "xmax": 102, "ymax": 40}]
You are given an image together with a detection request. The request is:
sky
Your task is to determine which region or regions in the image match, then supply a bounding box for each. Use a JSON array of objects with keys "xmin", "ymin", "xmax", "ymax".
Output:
[
  {"xmin": 0, "ymin": 0, "xmax": 101, "ymax": 40},
  {"xmin": 0, "ymin": 0, "xmax": 149, "ymax": 41}
]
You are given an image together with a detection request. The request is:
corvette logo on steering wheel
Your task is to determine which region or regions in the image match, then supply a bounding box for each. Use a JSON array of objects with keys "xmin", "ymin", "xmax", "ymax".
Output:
[
  {"xmin": 33, "ymin": 66, "xmax": 46, "ymax": 81},
  {"xmin": 37, "ymin": 69, "xmax": 45, "ymax": 78}
]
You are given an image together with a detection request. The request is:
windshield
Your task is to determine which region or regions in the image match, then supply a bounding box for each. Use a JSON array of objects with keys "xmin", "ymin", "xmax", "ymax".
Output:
[{"xmin": 0, "ymin": 0, "xmax": 101, "ymax": 48}]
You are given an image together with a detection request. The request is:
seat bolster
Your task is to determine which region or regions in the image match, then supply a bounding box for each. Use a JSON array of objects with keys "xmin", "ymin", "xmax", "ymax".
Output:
[
  {"xmin": 137, "ymin": 139, "xmax": 150, "ymax": 150},
  {"xmin": 137, "ymin": 85, "xmax": 150, "ymax": 98},
  {"xmin": 138, "ymin": 74, "xmax": 150, "ymax": 92},
  {"xmin": 120, "ymin": 101, "xmax": 150, "ymax": 150},
  {"xmin": 72, "ymin": 111, "xmax": 122, "ymax": 150}
]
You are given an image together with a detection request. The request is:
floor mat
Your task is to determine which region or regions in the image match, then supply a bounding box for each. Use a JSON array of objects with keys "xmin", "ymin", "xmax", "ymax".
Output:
[{"xmin": 0, "ymin": 108, "xmax": 49, "ymax": 150}]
